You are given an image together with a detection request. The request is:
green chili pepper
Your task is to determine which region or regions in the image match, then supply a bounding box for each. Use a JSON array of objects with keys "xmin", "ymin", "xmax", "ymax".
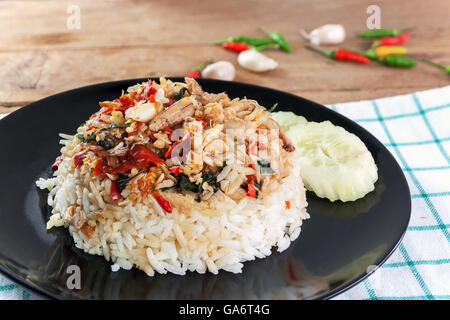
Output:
[
  {"xmin": 422, "ymin": 59, "xmax": 450, "ymax": 74},
  {"xmin": 260, "ymin": 27, "xmax": 291, "ymax": 53},
  {"xmin": 212, "ymin": 36, "xmax": 274, "ymax": 47},
  {"xmin": 359, "ymin": 27, "xmax": 413, "ymax": 38},
  {"xmin": 376, "ymin": 56, "xmax": 418, "ymax": 68},
  {"xmin": 252, "ymin": 43, "xmax": 280, "ymax": 51}
]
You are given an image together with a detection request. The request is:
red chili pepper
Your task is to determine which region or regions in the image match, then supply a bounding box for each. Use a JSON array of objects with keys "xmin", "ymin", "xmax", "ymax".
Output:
[
  {"xmin": 148, "ymin": 131, "xmax": 157, "ymax": 140},
  {"xmin": 52, "ymin": 156, "xmax": 63, "ymax": 171},
  {"xmin": 165, "ymin": 141, "xmax": 180, "ymax": 159},
  {"xmin": 153, "ymin": 193, "xmax": 172, "ymax": 213},
  {"xmin": 119, "ymin": 95, "xmax": 135, "ymax": 108},
  {"xmin": 162, "ymin": 128, "xmax": 174, "ymax": 134},
  {"xmin": 285, "ymin": 200, "xmax": 291, "ymax": 210},
  {"xmin": 186, "ymin": 58, "xmax": 213, "ymax": 78},
  {"xmin": 110, "ymin": 180, "xmax": 121, "ymax": 201},
  {"xmin": 111, "ymin": 161, "xmax": 134, "ymax": 174},
  {"xmin": 115, "ymin": 95, "xmax": 135, "ymax": 114},
  {"xmin": 90, "ymin": 106, "xmax": 114, "ymax": 119},
  {"xmin": 221, "ymin": 42, "xmax": 250, "ymax": 52},
  {"xmin": 376, "ymin": 32, "xmax": 411, "ymax": 46},
  {"xmin": 73, "ymin": 152, "xmax": 86, "ymax": 168},
  {"xmin": 169, "ymin": 166, "xmax": 180, "ymax": 176},
  {"xmin": 247, "ymin": 179, "xmax": 256, "ymax": 198},
  {"xmin": 146, "ymin": 87, "xmax": 157, "ymax": 97},
  {"xmin": 306, "ymin": 46, "xmax": 370, "ymax": 64},
  {"xmin": 334, "ymin": 49, "xmax": 370, "ymax": 64},
  {"xmin": 128, "ymin": 122, "xmax": 143, "ymax": 137},
  {"xmin": 246, "ymin": 174, "xmax": 257, "ymax": 182},
  {"xmin": 148, "ymin": 95, "xmax": 156, "ymax": 103},
  {"xmin": 187, "ymin": 70, "xmax": 200, "ymax": 78},
  {"xmin": 193, "ymin": 116, "xmax": 207, "ymax": 126},
  {"xmin": 130, "ymin": 144, "xmax": 164, "ymax": 169},
  {"xmin": 93, "ymin": 158, "xmax": 104, "ymax": 176}
]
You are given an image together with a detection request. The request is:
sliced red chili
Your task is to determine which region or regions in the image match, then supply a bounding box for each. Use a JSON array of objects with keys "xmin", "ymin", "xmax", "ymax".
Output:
[
  {"xmin": 165, "ymin": 141, "xmax": 180, "ymax": 159},
  {"xmin": 73, "ymin": 152, "xmax": 86, "ymax": 168},
  {"xmin": 153, "ymin": 193, "xmax": 172, "ymax": 213},
  {"xmin": 285, "ymin": 200, "xmax": 291, "ymax": 210},
  {"xmin": 162, "ymin": 128, "xmax": 174, "ymax": 134},
  {"xmin": 193, "ymin": 116, "xmax": 207, "ymax": 126},
  {"xmin": 148, "ymin": 131, "xmax": 157, "ymax": 140},
  {"xmin": 130, "ymin": 144, "xmax": 164, "ymax": 169},
  {"xmin": 93, "ymin": 158, "xmax": 104, "ymax": 176},
  {"xmin": 119, "ymin": 95, "xmax": 135, "ymax": 108},
  {"xmin": 147, "ymin": 87, "xmax": 157, "ymax": 98},
  {"xmin": 148, "ymin": 95, "xmax": 156, "ymax": 103},
  {"xmin": 111, "ymin": 161, "xmax": 134, "ymax": 174},
  {"xmin": 169, "ymin": 166, "xmax": 180, "ymax": 176},
  {"xmin": 110, "ymin": 180, "xmax": 121, "ymax": 201},
  {"xmin": 52, "ymin": 156, "xmax": 63, "ymax": 171},
  {"xmin": 247, "ymin": 179, "xmax": 256, "ymax": 198},
  {"xmin": 128, "ymin": 122, "xmax": 143, "ymax": 137}
]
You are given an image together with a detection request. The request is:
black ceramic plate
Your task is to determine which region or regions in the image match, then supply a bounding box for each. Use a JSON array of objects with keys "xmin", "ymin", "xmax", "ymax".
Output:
[{"xmin": 0, "ymin": 78, "xmax": 410, "ymax": 300}]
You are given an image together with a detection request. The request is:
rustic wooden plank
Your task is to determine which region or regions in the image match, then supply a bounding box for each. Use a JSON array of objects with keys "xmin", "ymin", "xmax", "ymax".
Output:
[{"xmin": 0, "ymin": 0, "xmax": 449, "ymax": 110}]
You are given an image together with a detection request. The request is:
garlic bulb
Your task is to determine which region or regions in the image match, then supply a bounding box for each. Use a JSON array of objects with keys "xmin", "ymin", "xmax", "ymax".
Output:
[
  {"xmin": 237, "ymin": 49, "xmax": 278, "ymax": 72},
  {"xmin": 201, "ymin": 61, "xmax": 236, "ymax": 81},
  {"xmin": 300, "ymin": 24, "xmax": 346, "ymax": 45}
]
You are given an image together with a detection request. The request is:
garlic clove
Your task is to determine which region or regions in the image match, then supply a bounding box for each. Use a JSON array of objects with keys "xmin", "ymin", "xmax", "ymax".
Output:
[
  {"xmin": 201, "ymin": 61, "xmax": 236, "ymax": 81},
  {"xmin": 237, "ymin": 49, "xmax": 278, "ymax": 72},
  {"xmin": 125, "ymin": 101, "xmax": 157, "ymax": 122},
  {"xmin": 301, "ymin": 24, "xmax": 346, "ymax": 45}
]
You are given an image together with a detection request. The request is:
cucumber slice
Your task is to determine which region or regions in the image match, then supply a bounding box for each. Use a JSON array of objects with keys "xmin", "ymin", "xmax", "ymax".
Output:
[{"xmin": 273, "ymin": 112, "xmax": 378, "ymax": 202}]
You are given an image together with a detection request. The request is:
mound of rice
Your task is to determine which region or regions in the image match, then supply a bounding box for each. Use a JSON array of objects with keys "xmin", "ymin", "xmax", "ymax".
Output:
[{"xmin": 36, "ymin": 77, "xmax": 309, "ymax": 276}]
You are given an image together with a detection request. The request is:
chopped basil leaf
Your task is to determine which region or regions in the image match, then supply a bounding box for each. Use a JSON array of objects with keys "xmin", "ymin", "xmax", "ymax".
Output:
[
  {"xmin": 116, "ymin": 170, "xmax": 144, "ymax": 192},
  {"xmin": 257, "ymin": 159, "xmax": 275, "ymax": 174},
  {"xmin": 174, "ymin": 87, "xmax": 189, "ymax": 101},
  {"xmin": 76, "ymin": 132, "xmax": 96, "ymax": 143}
]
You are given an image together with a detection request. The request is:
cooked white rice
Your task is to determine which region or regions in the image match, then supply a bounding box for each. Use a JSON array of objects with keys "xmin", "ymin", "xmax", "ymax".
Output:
[{"xmin": 37, "ymin": 146, "xmax": 308, "ymax": 276}]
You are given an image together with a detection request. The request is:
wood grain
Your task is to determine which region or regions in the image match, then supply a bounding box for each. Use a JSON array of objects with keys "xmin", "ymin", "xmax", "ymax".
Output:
[{"xmin": 1, "ymin": 0, "xmax": 449, "ymax": 112}]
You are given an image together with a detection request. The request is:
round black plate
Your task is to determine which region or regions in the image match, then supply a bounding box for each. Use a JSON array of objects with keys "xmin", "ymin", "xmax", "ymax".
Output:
[{"xmin": 0, "ymin": 78, "xmax": 410, "ymax": 300}]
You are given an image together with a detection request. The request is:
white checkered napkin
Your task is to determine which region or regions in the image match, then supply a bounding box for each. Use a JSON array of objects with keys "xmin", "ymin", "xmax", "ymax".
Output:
[
  {"xmin": 0, "ymin": 86, "xmax": 450, "ymax": 300},
  {"xmin": 331, "ymin": 85, "xmax": 450, "ymax": 300}
]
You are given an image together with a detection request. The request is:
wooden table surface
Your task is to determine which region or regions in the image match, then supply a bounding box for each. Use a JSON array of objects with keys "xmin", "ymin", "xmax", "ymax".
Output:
[{"xmin": 1, "ymin": 0, "xmax": 449, "ymax": 114}]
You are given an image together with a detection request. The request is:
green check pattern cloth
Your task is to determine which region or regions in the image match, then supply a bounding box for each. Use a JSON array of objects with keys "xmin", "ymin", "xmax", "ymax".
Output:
[{"xmin": 0, "ymin": 86, "xmax": 449, "ymax": 300}]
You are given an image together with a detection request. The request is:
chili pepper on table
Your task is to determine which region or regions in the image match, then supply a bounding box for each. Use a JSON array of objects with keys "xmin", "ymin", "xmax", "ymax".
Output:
[
  {"xmin": 153, "ymin": 193, "xmax": 172, "ymax": 213},
  {"xmin": 376, "ymin": 56, "xmax": 418, "ymax": 68},
  {"xmin": 221, "ymin": 42, "xmax": 250, "ymax": 52},
  {"xmin": 422, "ymin": 59, "xmax": 450, "ymax": 74},
  {"xmin": 260, "ymin": 27, "xmax": 291, "ymax": 53},
  {"xmin": 359, "ymin": 28, "xmax": 412, "ymax": 38},
  {"xmin": 186, "ymin": 58, "xmax": 213, "ymax": 78},
  {"xmin": 354, "ymin": 46, "xmax": 407, "ymax": 59},
  {"xmin": 306, "ymin": 46, "xmax": 370, "ymax": 64},
  {"xmin": 372, "ymin": 32, "xmax": 411, "ymax": 48},
  {"xmin": 212, "ymin": 36, "xmax": 275, "ymax": 47}
]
